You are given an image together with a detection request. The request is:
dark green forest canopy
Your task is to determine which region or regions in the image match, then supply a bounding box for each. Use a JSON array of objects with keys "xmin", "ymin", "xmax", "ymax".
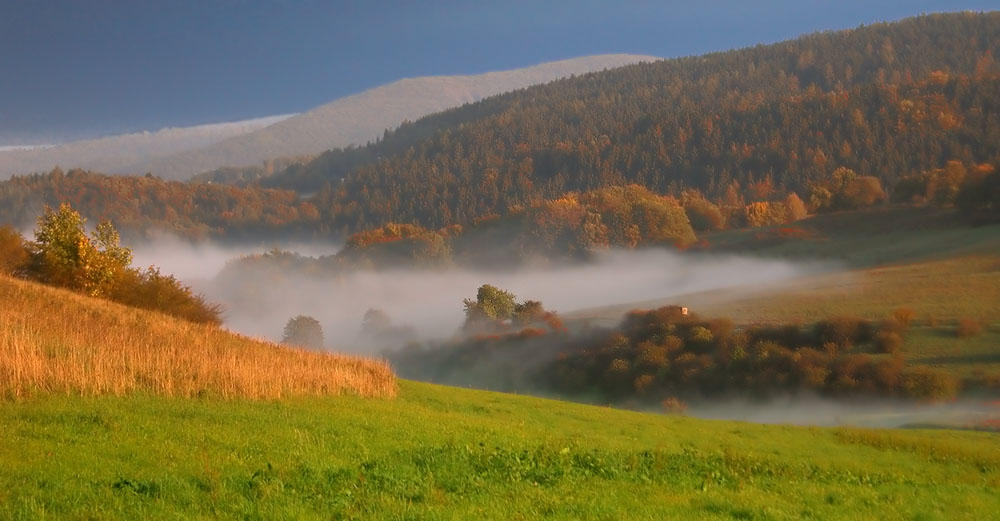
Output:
[{"xmin": 0, "ymin": 12, "xmax": 997, "ymax": 238}]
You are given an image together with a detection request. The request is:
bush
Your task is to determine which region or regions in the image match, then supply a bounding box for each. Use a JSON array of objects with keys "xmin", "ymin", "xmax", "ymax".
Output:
[
  {"xmin": 661, "ymin": 397, "xmax": 687, "ymax": 415},
  {"xmin": 0, "ymin": 225, "xmax": 28, "ymax": 275},
  {"xmin": 956, "ymin": 318, "xmax": 983, "ymax": 338},
  {"xmin": 110, "ymin": 267, "xmax": 223, "ymax": 325},
  {"xmin": 282, "ymin": 315, "xmax": 325, "ymax": 348},
  {"xmin": 26, "ymin": 204, "xmax": 133, "ymax": 296},
  {"xmin": 874, "ymin": 331, "xmax": 903, "ymax": 355},
  {"xmin": 900, "ymin": 367, "xmax": 958, "ymax": 401},
  {"xmin": 785, "ymin": 192, "xmax": 809, "ymax": 221},
  {"xmin": 464, "ymin": 284, "xmax": 516, "ymax": 323},
  {"xmin": 955, "ymin": 166, "xmax": 1000, "ymax": 224},
  {"xmin": 634, "ymin": 374, "xmax": 655, "ymax": 395},
  {"xmin": 813, "ymin": 316, "xmax": 873, "ymax": 348},
  {"xmin": 891, "ymin": 308, "xmax": 916, "ymax": 328}
]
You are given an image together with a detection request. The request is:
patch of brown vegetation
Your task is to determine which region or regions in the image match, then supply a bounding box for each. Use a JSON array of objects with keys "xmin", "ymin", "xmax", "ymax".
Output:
[{"xmin": 0, "ymin": 275, "xmax": 396, "ymax": 400}]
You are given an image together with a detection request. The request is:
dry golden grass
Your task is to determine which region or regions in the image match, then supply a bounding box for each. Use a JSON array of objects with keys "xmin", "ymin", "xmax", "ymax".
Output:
[{"xmin": 0, "ymin": 274, "xmax": 396, "ymax": 400}]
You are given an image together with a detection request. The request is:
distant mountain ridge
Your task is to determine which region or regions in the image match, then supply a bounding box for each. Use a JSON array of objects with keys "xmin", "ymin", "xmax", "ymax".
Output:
[
  {"xmin": 0, "ymin": 115, "xmax": 293, "ymax": 179},
  {"xmin": 0, "ymin": 54, "xmax": 658, "ymax": 180}
]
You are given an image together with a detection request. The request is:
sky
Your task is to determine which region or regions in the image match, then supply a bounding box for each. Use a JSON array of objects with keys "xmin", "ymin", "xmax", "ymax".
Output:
[{"xmin": 0, "ymin": 0, "xmax": 995, "ymax": 144}]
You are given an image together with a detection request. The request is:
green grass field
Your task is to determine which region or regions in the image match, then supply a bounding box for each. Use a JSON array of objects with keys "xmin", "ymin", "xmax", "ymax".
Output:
[
  {"xmin": 2, "ymin": 382, "xmax": 999, "ymax": 520},
  {"xmin": 3, "ymin": 204, "xmax": 1000, "ymax": 519}
]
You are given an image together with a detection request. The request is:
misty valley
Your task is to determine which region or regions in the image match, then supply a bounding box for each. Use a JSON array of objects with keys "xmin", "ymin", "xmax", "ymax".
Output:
[
  {"xmin": 126, "ymin": 231, "xmax": 993, "ymax": 430},
  {"xmin": 2, "ymin": 8, "xmax": 1000, "ymax": 520}
]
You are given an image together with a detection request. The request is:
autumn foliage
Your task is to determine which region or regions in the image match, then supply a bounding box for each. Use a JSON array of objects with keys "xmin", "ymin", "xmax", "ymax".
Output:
[{"xmin": 549, "ymin": 307, "xmax": 958, "ymax": 401}]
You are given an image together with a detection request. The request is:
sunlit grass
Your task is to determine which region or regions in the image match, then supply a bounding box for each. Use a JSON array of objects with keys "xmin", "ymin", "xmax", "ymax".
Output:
[
  {"xmin": 0, "ymin": 274, "xmax": 396, "ymax": 400},
  {"xmin": 0, "ymin": 382, "xmax": 997, "ymax": 519},
  {"xmin": 665, "ymin": 255, "xmax": 1000, "ymax": 324}
]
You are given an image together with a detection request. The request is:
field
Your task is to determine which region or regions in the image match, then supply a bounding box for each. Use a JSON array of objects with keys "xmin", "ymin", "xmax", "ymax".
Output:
[
  {"xmin": 699, "ymin": 205, "xmax": 1000, "ymax": 268},
  {"xmin": 2, "ymin": 383, "xmax": 999, "ymax": 520},
  {"xmin": 0, "ymin": 275, "xmax": 395, "ymax": 400},
  {"xmin": 2, "ymin": 206, "xmax": 1000, "ymax": 519},
  {"xmin": 571, "ymin": 206, "xmax": 1000, "ymax": 382}
]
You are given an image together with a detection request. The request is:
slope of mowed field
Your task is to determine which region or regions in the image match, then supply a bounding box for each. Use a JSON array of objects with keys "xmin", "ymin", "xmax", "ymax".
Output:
[
  {"xmin": 0, "ymin": 274, "xmax": 396, "ymax": 399},
  {"xmin": 1, "ymin": 381, "xmax": 999, "ymax": 520},
  {"xmin": 660, "ymin": 255, "xmax": 1000, "ymax": 324},
  {"xmin": 700, "ymin": 205, "xmax": 1000, "ymax": 268},
  {"xmin": 603, "ymin": 255, "xmax": 1000, "ymax": 380}
]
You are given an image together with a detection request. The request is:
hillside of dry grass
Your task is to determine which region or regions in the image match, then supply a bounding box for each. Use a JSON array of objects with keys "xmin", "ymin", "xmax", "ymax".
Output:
[{"xmin": 0, "ymin": 274, "xmax": 396, "ymax": 400}]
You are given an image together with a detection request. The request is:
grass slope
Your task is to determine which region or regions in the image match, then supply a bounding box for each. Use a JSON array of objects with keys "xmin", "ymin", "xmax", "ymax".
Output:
[
  {"xmin": 2, "ymin": 383, "xmax": 999, "ymax": 520},
  {"xmin": 1, "ymin": 272, "xmax": 998, "ymax": 519},
  {"xmin": 0, "ymin": 274, "xmax": 395, "ymax": 399},
  {"xmin": 572, "ymin": 206, "xmax": 1000, "ymax": 381},
  {"xmin": 700, "ymin": 205, "xmax": 1000, "ymax": 269}
]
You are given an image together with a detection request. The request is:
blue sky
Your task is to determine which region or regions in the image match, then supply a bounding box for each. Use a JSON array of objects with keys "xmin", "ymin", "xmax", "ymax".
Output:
[{"xmin": 0, "ymin": 1, "xmax": 995, "ymax": 144}]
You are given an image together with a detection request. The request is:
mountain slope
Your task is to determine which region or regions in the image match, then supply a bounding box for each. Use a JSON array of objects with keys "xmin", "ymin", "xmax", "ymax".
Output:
[
  {"xmin": 3, "ymin": 14, "xmax": 998, "ymax": 240},
  {"xmin": 0, "ymin": 115, "xmax": 292, "ymax": 180},
  {"xmin": 293, "ymin": 12, "xmax": 1000, "ymax": 232},
  {"xmin": 129, "ymin": 54, "xmax": 658, "ymax": 179},
  {"xmin": 0, "ymin": 55, "xmax": 656, "ymax": 181}
]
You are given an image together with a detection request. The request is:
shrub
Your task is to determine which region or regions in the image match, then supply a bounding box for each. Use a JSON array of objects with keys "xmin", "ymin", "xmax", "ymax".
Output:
[
  {"xmin": 785, "ymin": 192, "xmax": 809, "ymax": 221},
  {"xmin": 956, "ymin": 318, "xmax": 983, "ymax": 338},
  {"xmin": 681, "ymin": 190, "xmax": 727, "ymax": 232},
  {"xmin": 464, "ymin": 284, "xmax": 517, "ymax": 323},
  {"xmin": 513, "ymin": 300, "xmax": 547, "ymax": 326},
  {"xmin": 110, "ymin": 267, "xmax": 223, "ymax": 325},
  {"xmin": 874, "ymin": 331, "xmax": 903, "ymax": 355},
  {"xmin": 634, "ymin": 374, "xmax": 655, "ymax": 395},
  {"xmin": 891, "ymin": 307, "xmax": 916, "ymax": 328},
  {"xmin": 26, "ymin": 204, "xmax": 133, "ymax": 296},
  {"xmin": 282, "ymin": 315, "xmax": 325, "ymax": 348},
  {"xmin": 955, "ymin": 166, "xmax": 1000, "ymax": 224},
  {"xmin": 0, "ymin": 225, "xmax": 28, "ymax": 275},
  {"xmin": 810, "ymin": 167, "xmax": 886, "ymax": 212},
  {"xmin": 813, "ymin": 316, "xmax": 874, "ymax": 348},
  {"xmin": 873, "ymin": 356, "xmax": 904, "ymax": 391},
  {"xmin": 688, "ymin": 326, "xmax": 714, "ymax": 344},
  {"xmin": 900, "ymin": 367, "xmax": 958, "ymax": 401},
  {"xmin": 661, "ymin": 397, "xmax": 687, "ymax": 415}
]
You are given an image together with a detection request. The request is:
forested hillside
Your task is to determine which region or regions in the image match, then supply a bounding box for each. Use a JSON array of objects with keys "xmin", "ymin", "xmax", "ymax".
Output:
[
  {"xmin": 302, "ymin": 12, "xmax": 1000, "ymax": 231},
  {"xmin": 0, "ymin": 169, "xmax": 319, "ymax": 240},
  {"xmin": 0, "ymin": 13, "xmax": 997, "ymax": 239}
]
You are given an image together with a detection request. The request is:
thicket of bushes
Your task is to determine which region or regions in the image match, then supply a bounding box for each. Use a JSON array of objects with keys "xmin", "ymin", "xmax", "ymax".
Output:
[
  {"xmin": 548, "ymin": 307, "xmax": 957, "ymax": 401},
  {"xmin": 0, "ymin": 204, "xmax": 221, "ymax": 325},
  {"xmin": 385, "ymin": 293, "xmax": 963, "ymax": 402}
]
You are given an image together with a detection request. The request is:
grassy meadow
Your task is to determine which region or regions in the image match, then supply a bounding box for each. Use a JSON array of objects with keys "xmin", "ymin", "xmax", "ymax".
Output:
[
  {"xmin": 700, "ymin": 205, "xmax": 1000, "ymax": 268},
  {"xmin": 2, "ymin": 382, "xmax": 999, "ymax": 520},
  {"xmin": 0, "ymin": 274, "xmax": 396, "ymax": 400}
]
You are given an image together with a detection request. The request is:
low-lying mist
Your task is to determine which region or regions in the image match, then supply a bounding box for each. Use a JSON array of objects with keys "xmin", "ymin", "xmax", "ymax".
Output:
[
  {"xmin": 686, "ymin": 394, "xmax": 1000, "ymax": 429},
  {"xmin": 126, "ymin": 239, "xmax": 1000, "ymax": 430},
  {"xmin": 130, "ymin": 235, "xmax": 342, "ymax": 282},
  {"xmin": 131, "ymin": 240, "xmax": 832, "ymax": 351}
]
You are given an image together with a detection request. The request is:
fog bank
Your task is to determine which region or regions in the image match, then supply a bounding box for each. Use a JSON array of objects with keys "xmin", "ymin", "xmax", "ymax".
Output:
[
  {"xmin": 130, "ymin": 236, "xmax": 342, "ymax": 282},
  {"xmin": 182, "ymin": 247, "xmax": 834, "ymax": 351},
  {"xmin": 686, "ymin": 395, "xmax": 1000, "ymax": 429}
]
